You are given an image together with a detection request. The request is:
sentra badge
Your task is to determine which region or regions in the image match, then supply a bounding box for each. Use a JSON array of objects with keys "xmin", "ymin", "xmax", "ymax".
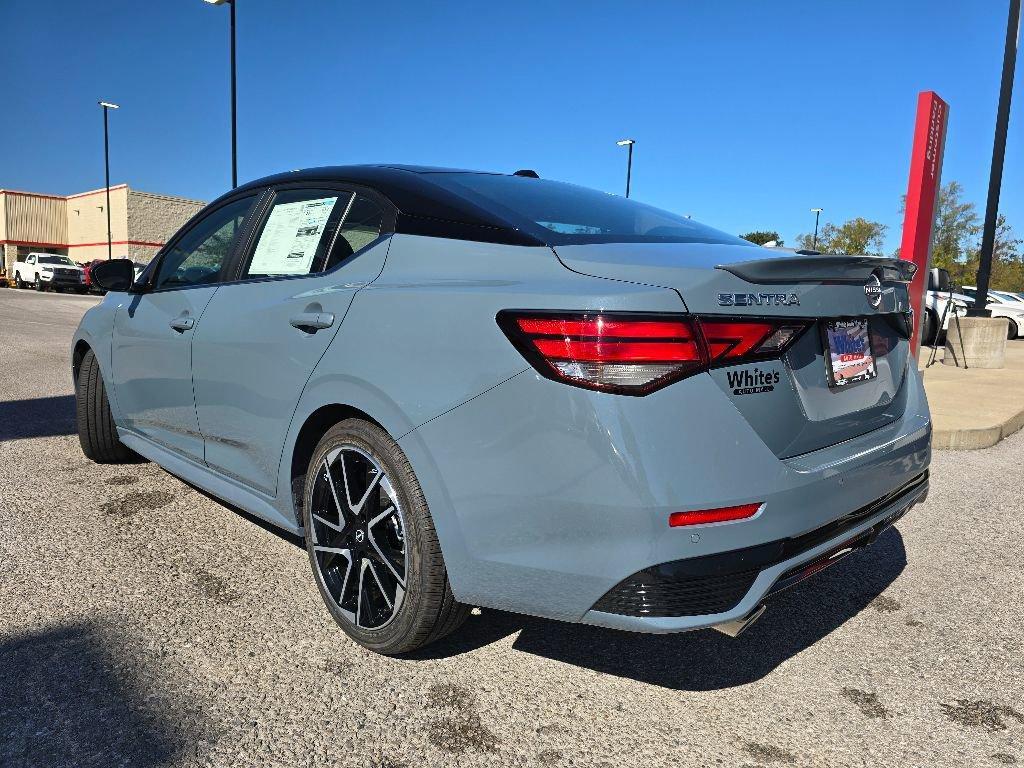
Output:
[{"xmin": 717, "ymin": 293, "xmax": 800, "ymax": 307}]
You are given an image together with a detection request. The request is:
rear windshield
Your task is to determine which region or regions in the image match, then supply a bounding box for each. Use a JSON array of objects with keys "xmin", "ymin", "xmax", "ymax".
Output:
[{"xmin": 425, "ymin": 172, "xmax": 750, "ymax": 247}]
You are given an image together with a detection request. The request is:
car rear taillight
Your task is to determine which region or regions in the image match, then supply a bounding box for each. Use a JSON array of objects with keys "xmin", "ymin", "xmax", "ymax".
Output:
[{"xmin": 498, "ymin": 311, "xmax": 810, "ymax": 395}]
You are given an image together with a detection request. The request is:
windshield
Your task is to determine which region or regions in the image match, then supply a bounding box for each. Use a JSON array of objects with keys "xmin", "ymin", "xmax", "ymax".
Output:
[
  {"xmin": 425, "ymin": 172, "xmax": 751, "ymax": 247},
  {"xmin": 38, "ymin": 255, "xmax": 75, "ymax": 265}
]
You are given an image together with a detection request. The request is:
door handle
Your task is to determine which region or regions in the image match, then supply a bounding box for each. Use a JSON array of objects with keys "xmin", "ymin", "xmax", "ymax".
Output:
[
  {"xmin": 169, "ymin": 316, "xmax": 195, "ymax": 332},
  {"xmin": 289, "ymin": 312, "xmax": 335, "ymax": 331}
]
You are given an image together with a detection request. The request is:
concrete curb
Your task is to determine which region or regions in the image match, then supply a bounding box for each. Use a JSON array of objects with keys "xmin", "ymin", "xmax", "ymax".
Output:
[{"xmin": 933, "ymin": 405, "xmax": 1024, "ymax": 449}]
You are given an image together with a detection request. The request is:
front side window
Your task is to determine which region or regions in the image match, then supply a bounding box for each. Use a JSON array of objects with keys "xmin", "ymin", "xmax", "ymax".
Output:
[
  {"xmin": 155, "ymin": 195, "xmax": 256, "ymax": 289},
  {"xmin": 425, "ymin": 172, "xmax": 750, "ymax": 247},
  {"xmin": 241, "ymin": 190, "xmax": 385, "ymax": 279}
]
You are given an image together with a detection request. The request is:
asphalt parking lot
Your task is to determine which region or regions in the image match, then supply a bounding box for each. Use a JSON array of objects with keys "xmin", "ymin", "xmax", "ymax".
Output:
[{"xmin": 1, "ymin": 288, "xmax": 1022, "ymax": 768}]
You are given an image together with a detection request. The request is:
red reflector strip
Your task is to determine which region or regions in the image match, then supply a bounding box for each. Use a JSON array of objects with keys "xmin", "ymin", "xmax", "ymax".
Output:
[
  {"xmin": 517, "ymin": 317, "xmax": 694, "ymax": 339},
  {"xmin": 669, "ymin": 502, "xmax": 762, "ymax": 527},
  {"xmin": 533, "ymin": 338, "xmax": 701, "ymax": 362}
]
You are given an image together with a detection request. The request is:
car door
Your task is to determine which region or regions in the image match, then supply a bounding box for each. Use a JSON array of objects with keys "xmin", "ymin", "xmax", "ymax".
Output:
[
  {"xmin": 110, "ymin": 193, "xmax": 260, "ymax": 461},
  {"xmin": 191, "ymin": 185, "xmax": 392, "ymax": 495}
]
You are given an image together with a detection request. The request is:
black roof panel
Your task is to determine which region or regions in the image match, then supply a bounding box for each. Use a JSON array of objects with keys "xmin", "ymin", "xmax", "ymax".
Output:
[{"xmin": 228, "ymin": 165, "xmax": 544, "ymax": 246}]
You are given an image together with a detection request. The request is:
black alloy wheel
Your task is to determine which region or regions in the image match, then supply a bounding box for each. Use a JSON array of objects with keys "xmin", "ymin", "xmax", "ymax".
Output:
[
  {"xmin": 302, "ymin": 419, "xmax": 469, "ymax": 654},
  {"xmin": 308, "ymin": 443, "xmax": 408, "ymax": 629}
]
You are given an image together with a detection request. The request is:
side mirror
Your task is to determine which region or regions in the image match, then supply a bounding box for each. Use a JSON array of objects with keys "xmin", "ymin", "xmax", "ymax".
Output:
[
  {"xmin": 92, "ymin": 259, "xmax": 136, "ymax": 292},
  {"xmin": 929, "ymin": 267, "xmax": 951, "ymax": 292}
]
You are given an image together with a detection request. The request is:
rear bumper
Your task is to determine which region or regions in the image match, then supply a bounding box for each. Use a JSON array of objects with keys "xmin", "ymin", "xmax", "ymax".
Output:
[
  {"xmin": 582, "ymin": 471, "xmax": 927, "ymax": 633},
  {"xmin": 400, "ymin": 358, "xmax": 931, "ymax": 627}
]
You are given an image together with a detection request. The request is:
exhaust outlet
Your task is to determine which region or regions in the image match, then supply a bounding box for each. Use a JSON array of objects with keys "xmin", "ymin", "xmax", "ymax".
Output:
[{"xmin": 712, "ymin": 604, "xmax": 766, "ymax": 638}]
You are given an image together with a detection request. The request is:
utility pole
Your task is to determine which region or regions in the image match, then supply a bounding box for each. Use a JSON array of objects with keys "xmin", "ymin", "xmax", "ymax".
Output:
[
  {"xmin": 811, "ymin": 208, "xmax": 823, "ymax": 250},
  {"xmin": 98, "ymin": 101, "xmax": 120, "ymax": 260},
  {"xmin": 204, "ymin": 0, "xmax": 238, "ymax": 188},
  {"xmin": 617, "ymin": 139, "xmax": 635, "ymax": 197},
  {"xmin": 969, "ymin": 0, "xmax": 1020, "ymax": 317}
]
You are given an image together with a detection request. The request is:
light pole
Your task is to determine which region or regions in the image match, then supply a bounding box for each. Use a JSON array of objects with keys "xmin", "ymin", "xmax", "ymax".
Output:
[
  {"xmin": 617, "ymin": 139, "xmax": 635, "ymax": 197},
  {"xmin": 810, "ymin": 207, "xmax": 823, "ymax": 250},
  {"xmin": 204, "ymin": 0, "xmax": 237, "ymax": 188},
  {"xmin": 98, "ymin": 101, "xmax": 120, "ymax": 260},
  {"xmin": 969, "ymin": 0, "xmax": 1020, "ymax": 317}
]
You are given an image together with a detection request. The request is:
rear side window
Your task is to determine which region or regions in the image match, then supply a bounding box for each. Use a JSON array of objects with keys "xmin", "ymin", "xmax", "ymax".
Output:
[
  {"xmin": 425, "ymin": 172, "xmax": 750, "ymax": 247},
  {"xmin": 241, "ymin": 189, "xmax": 384, "ymax": 279},
  {"xmin": 331, "ymin": 195, "xmax": 384, "ymax": 265}
]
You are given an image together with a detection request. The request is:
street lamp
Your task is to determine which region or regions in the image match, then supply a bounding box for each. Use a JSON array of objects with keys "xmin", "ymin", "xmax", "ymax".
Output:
[
  {"xmin": 203, "ymin": 0, "xmax": 237, "ymax": 188},
  {"xmin": 616, "ymin": 139, "xmax": 635, "ymax": 198},
  {"xmin": 98, "ymin": 101, "xmax": 120, "ymax": 260},
  {"xmin": 810, "ymin": 207, "xmax": 823, "ymax": 250}
]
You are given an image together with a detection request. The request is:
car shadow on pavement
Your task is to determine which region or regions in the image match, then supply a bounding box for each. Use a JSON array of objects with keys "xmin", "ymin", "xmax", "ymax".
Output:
[
  {"xmin": 414, "ymin": 528, "xmax": 908, "ymax": 691},
  {"xmin": 0, "ymin": 394, "xmax": 76, "ymax": 441},
  {"xmin": 185, "ymin": 481, "xmax": 306, "ymax": 549},
  {"xmin": 0, "ymin": 621, "xmax": 212, "ymax": 767}
]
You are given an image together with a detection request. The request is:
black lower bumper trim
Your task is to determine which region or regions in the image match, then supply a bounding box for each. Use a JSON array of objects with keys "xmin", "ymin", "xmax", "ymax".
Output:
[{"xmin": 591, "ymin": 471, "xmax": 928, "ymax": 618}]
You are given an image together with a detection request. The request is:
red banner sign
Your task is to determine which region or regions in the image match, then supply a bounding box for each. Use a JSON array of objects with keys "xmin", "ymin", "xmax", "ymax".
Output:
[{"xmin": 900, "ymin": 91, "xmax": 949, "ymax": 357}]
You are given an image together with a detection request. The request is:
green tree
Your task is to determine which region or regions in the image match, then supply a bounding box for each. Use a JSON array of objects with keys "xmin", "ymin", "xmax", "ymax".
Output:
[
  {"xmin": 796, "ymin": 218, "xmax": 888, "ymax": 256},
  {"xmin": 977, "ymin": 215, "xmax": 1024, "ymax": 292},
  {"xmin": 899, "ymin": 181, "xmax": 980, "ymax": 272},
  {"xmin": 740, "ymin": 231, "xmax": 783, "ymax": 246},
  {"xmin": 930, "ymin": 182, "xmax": 981, "ymax": 271}
]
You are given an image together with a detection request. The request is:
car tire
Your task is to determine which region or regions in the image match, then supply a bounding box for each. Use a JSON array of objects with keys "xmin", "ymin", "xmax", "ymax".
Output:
[
  {"xmin": 14, "ymin": 273, "xmax": 25, "ymax": 289},
  {"xmin": 34, "ymin": 277, "xmax": 43, "ymax": 291},
  {"xmin": 302, "ymin": 418, "xmax": 469, "ymax": 655},
  {"xmin": 76, "ymin": 349, "xmax": 136, "ymax": 463},
  {"xmin": 1008, "ymin": 319, "xmax": 1019, "ymax": 340},
  {"xmin": 922, "ymin": 309, "xmax": 938, "ymax": 347}
]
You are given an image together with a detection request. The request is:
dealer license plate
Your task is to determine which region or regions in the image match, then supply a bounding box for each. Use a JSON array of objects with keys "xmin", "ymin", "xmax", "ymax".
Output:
[{"xmin": 823, "ymin": 319, "xmax": 876, "ymax": 388}]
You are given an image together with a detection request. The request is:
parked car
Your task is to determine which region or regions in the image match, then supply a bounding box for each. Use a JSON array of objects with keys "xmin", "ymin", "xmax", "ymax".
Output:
[
  {"xmin": 14, "ymin": 253, "xmax": 87, "ymax": 292},
  {"xmin": 958, "ymin": 286, "xmax": 1024, "ymax": 339},
  {"xmin": 961, "ymin": 285, "xmax": 1024, "ymax": 306},
  {"xmin": 74, "ymin": 166, "xmax": 932, "ymax": 654},
  {"xmin": 82, "ymin": 259, "xmax": 106, "ymax": 293},
  {"xmin": 989, "ymin": 289, "xmax": 1024, "ymax": 305},
  {"xmin": 922, "ymin": 267, "xmax": 972, "ymax": 345}
]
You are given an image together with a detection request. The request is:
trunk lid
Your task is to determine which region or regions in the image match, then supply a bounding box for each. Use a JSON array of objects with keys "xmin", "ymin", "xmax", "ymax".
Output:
[{"xmin": 554, "ymin": 243, "xmax": 915, "ymax": 458}]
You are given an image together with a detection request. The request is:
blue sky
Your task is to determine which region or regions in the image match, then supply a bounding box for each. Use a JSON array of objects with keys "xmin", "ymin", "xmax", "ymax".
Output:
[{"xmin": 1, "ymin": 0, "xmax": 1020, "ymax": 253}]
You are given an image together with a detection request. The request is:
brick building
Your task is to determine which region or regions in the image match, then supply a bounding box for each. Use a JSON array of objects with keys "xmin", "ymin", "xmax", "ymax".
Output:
[{"xmin": 1, "ymin": 184, "xmax": 205, "ymax": 277}]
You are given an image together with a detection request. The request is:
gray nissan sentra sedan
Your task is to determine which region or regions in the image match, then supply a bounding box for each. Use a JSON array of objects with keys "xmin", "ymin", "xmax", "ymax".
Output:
[{"xmin": 73, "ymin": 166, "xmax": 931, "ymax": 654}]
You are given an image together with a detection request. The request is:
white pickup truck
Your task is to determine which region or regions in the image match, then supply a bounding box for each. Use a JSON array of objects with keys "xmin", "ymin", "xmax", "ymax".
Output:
[{"xmin": 13, "ymin": 253, "xmax": 87, "ymax": 293}]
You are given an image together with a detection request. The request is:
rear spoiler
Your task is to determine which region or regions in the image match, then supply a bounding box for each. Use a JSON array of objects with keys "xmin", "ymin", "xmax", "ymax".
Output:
[{"xmin": 717, "ymin": 256, "xmax": 916, "ymax": 285}]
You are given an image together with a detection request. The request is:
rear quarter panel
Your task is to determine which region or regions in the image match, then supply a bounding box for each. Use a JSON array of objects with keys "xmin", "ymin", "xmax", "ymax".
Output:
[{"xmin": 274, "ymin": 233, "xmax": 685, "ymax": 523}]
